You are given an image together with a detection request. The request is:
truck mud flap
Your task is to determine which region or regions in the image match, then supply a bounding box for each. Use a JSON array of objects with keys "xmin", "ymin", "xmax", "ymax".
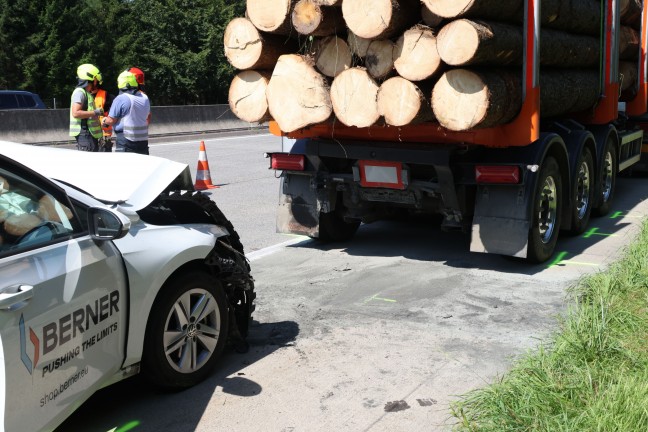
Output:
[
  {"xmin": 470, "ymin": 184, "xmax": 530, "ymax": 258},
  {"xmin": 277, "ymin": 174, "xmax": 320, "ymax": 237}
]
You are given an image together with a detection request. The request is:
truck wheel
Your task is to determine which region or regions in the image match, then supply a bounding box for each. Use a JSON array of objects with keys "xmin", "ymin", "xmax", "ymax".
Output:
[
  {"xmin": 528, "ymin": 157, "xmax": 562, "ymax": 263},
  {"xmin": 593, "ymin": 139, "xmax": 617, "ymax": 216},
  {"xmin": 568, "ymin": 147, "xmax": 594, "ymax": 234},
  {"xmin": 318, "ymin": 209, "xmax": 360, "ymax": 242},
  {"xmin": 142, "ymin": 270, "xmax": 229, "ymax": 390}
]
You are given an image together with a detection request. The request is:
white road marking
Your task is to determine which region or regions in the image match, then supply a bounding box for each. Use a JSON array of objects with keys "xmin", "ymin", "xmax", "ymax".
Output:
[{"xmin": 247, "ymin": 236, "xmax": 310, "ymax": 261}]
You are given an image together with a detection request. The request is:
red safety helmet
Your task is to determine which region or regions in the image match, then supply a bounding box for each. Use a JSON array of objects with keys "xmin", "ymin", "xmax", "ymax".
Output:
[{"xmin": 128, "ymin": 67, "xmax": 145, "ymax": 86}]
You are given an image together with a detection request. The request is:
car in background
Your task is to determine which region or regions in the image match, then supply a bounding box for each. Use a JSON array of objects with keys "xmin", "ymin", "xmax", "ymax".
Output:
[
  {"xmin": 0, "ymin": 90, "xmax": 46, "ymax": 109},
  {"xmin": 0, "ymin": 141, "xmax": 255, "ymax": 432}
]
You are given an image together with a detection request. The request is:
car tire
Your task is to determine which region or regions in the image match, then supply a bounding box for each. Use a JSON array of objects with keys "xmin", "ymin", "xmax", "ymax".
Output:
[{"xmin": 142, "ymin": 270, "xmax": 229, "ymax": 390}]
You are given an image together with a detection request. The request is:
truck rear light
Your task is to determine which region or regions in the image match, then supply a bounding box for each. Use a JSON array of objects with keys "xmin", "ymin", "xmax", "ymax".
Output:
[
  {"xmin": 271, "ymin": 154, "xmax": 305, "ymax": 171},
  {"xmin": 475, "ymin": 165, "xmax": 520, "ymax": 184},
  {"xmin": 358, "ymin": 160, "xmax": 407, "ymax": 189}
]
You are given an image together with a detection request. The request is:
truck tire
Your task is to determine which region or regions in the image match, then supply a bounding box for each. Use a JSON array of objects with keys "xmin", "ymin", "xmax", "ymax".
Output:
[
  {"xmin": 568, "ymin": 146, "xmax": 594, "ymax": 234},
  {"xmin": 142, "ymin": 270, "xmax": 229, "ymax": 390},
  {"xmin": 528, "ymin": 156, "xmax": 562, "ymax": 263},
  {"xmin": 318, "ymin": 209, "xmax": 360, "ymax": 242},
  {"xmin": 593, "ymin": 138, "xmax": 617, "ymax": 217}
]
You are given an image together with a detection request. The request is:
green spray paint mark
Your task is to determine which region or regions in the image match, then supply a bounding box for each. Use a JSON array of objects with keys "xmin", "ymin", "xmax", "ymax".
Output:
[
  {"xmin": 548, "ymin": 251, "xmax": 568, "ymax": 267},
  {"xmin": 609, "ymin": 211, "xmax": 643, "ymax": 219},
  {"xmin": 364, "ymin": 294, "xmax": 397, "ymax": 304},
  {"xmin": 583, "ymin": 227, "xmax": 617, "ymax": 239},
  {"xmin": 114, "ymin": 421, "xmax": 141, "ymax": 432},
  {"xmin": 548, "ymin": 251, "xmax": 599, "ymax": 268}
]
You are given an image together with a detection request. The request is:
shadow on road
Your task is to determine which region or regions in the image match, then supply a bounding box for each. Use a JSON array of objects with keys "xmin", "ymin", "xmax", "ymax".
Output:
[
  {"xmin": 289, "ymin": 177, "xmax": 647, "ymax": 276},
  {"xmin": 55, "ymin": 320, "xmax": 299, "ymax": 432}
]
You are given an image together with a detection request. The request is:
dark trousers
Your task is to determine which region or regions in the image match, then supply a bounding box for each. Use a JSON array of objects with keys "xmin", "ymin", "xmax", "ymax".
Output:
[
  {"xmin": 75, "ymin": 129, "xmax": 99, "ymax": 152},
  {"xmin": 98, "ymin": 136, "xmax": 113, "ymax": 152},
  {"xmin": 115, "ymin": 133, "xmax": 149, "ymax": 155}
]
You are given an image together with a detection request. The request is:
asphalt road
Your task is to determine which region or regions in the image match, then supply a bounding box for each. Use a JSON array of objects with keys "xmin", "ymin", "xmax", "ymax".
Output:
[{"xmin": 56, "ymin": 133, "xmax": 648, "ymax": 432}]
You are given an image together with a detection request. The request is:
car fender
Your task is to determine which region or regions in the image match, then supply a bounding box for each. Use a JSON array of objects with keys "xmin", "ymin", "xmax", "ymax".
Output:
[{"xmin": 112, "ymin": 223, "xmax": 229, "ymax": 366}]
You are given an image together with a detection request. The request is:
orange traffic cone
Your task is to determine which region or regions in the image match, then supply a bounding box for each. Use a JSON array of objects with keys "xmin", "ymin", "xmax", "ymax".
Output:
[{"xmin": 194, "ymin": 141, "xmax": 219, "ymax": 190}]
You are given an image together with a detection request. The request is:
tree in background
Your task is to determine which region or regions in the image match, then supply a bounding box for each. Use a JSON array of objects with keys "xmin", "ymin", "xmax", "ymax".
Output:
[{"xmin": 0, "ymin": 0, "xmax": 245, "ymax": 107}]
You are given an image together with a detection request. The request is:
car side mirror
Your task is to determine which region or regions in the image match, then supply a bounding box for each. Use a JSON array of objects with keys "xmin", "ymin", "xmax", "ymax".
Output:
[{"xmin": 88, "ymin": 207, "xmax": 131, "ymax": 240}]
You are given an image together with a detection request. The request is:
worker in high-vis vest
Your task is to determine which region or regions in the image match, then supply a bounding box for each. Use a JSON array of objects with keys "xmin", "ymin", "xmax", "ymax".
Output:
[
  {"xmin": 94, "ymin": 85, "xmax": 115, "ymax": 152},
  {"xmin": 69, "ymin": 64, "xmax": 104, "ymax": 152},
  {"xmin": 103, "ymin": 70, "xmax": 151, "ymax": 155}
]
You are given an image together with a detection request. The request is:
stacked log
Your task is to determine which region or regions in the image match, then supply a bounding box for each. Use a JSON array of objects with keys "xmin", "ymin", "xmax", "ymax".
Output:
[
  {"xmin": 224, "ymin": 0, "xmax": 641, "ymax": 133},
  {"xmin": 619, "ymin": 5, "xmax": 642, "ymax": 100}
]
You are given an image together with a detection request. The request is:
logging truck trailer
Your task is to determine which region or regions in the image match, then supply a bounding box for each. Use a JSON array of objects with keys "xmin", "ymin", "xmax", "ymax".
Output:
[{"xmin": 266, "ymin": 0, "xmax": 648, "ymax": 263}]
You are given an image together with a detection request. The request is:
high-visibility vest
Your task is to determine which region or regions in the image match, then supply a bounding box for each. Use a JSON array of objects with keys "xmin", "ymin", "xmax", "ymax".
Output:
[
  {"xmin": 121, "ymin": 92, "xmax": 150, "ymax": 142},
  {"xmin": 94, "ymin": 89, "xmax": 113, "ymax": 137},
  {"xmin": 69, "ymin": 88, "xmax": 102, "ymax": 138}
]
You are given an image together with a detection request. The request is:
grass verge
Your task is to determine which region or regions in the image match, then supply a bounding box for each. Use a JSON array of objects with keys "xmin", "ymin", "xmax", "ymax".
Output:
[{"xmin": 451, "ymin": 220, "xmax": 648, "ymax": 431}]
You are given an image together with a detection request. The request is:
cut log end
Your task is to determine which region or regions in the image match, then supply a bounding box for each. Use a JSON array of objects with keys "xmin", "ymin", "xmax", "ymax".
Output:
[
  {"xmin": 267, "ymin": 54, "xmax": 332, "ymax": 133},
  {"xmin": 247, "ymin": 0, "xmax": 294, "ymax": 34},
  {"xmin": 432, "ymin": 69, "xmax": 492, "ymax": 131},
  {"xmin": 436, "ymin": 20, "xmax": 480, "ymax": 66},
  {"xmin": 331, "ymin": 68, "xmax": 380, "ymax": 128},
  {"xmin": 314, "ymin": 36, "xmax": 352, "ymax": 77},
  {"xmin": 224, "ymin": 18, "xmax": 263, "ymax": 70},
  {"xmin": 343, "ymin": 0, "xmax": 391, "ymax": 39},
  {"xmin": 378, "ymin": 77, "xmax": 433, "ymax": 126},
  {"xmin": 229, "ymin": 70, "xmax": 272, "ymax": 123},
  {"xmin": 394, "ymin": 25, "xmax": 442, "ymax": 81}
]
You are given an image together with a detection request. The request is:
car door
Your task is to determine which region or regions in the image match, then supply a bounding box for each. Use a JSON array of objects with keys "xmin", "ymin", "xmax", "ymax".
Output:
[{"xmin": 0, "ymin": 157, "xmax": 128, "ymax": 432}]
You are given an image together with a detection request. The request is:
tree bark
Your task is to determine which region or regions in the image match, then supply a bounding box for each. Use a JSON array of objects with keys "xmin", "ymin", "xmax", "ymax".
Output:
[
  {"xmin": 366, "ymin": 39, "xmax": 396, "ymax": 79},
  {"xmin": 620, "ymin": 0, "xmax": 642, "ymax": 29},
  {"xmin": 437, "ymin": 19, "xmax": 598, "ymax": 68},
  {"xmin": 312, "ymin": 36, "xmax": 352, "ymax": 78},
  {"xmin": 342, "ymin": 0, "xmax": 421, "ymax": 39},
  {"xmin": 224, "ymin": 17, "xmax": 297, "ymax": 70},
  {"xmin": 394, "ymin": 24, "xmax": 443, "ymax": 81},
  {"xmin": 229, "ymin": 70, "xmax": 272, "ymax": 123},
  {"xmin": 377, "ymin": 77, "xmax": 435, "ymax": 126},
  {"xmin": 542, "ymin": 0, "xmax": 601, "ymax": 35},
  {"xmin": 422, "ymin": 0, "xmax": 523, "ymax": 22},
  {"xmin": 292, "ymin": 0, "xmax": 345, "ymax": 36},
  {"xmin": 540, "ymin": 69, "xmax": 600, "ymax": 117},
  {"xmin": 425, "ymin": 0, "xmax": 601, "ymax": 35},
  {"xmin": 330, "ymin": 68, "xmax": 381, "ymax": 127},
  {"xmin": 348, "ymin": 31, "xmax": 372, "ymax": 58},
  {"xmin": 247, "ymin": 0, "xmax": 299, "ymax": 35},
  {"xmin": 620, "ymin": 25, "xmax": 640, "ymax": 60},
  {"xmin": 266, "ymin": 54, "xmax": 332, "ymax": 132},
  {"xmin": 619, "ymin": 60, "xmax": 638, "ymax": 94},
  {"xmin": 432, "ymin": 68, "xmax": 600, "ymax": 131}
]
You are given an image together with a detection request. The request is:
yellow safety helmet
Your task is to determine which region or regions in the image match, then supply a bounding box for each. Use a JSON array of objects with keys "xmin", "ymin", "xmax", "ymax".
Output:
[
  {"xmin": 117, "ymin": 70, "xmax": 139, "ymax": 90},
  {"xmin": 76, "ymin": 64, "xmax": 102, "ymax": 85}
]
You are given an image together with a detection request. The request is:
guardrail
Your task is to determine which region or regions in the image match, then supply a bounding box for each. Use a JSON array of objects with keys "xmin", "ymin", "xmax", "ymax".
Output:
[{"xmin": 0, "ymin": 104, "xmax": 265, "ymax": 145}]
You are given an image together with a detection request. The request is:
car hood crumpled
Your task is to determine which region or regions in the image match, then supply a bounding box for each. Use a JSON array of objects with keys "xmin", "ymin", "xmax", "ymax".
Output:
[{"xmin": 0, "ymin": 141, "xmax": 193, "ymax": 211}]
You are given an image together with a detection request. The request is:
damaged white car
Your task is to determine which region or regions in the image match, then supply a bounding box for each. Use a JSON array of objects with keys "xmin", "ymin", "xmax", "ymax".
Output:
[{"xmin": 0, "ymin": 141, "xmax": 255, "ymax": 432}]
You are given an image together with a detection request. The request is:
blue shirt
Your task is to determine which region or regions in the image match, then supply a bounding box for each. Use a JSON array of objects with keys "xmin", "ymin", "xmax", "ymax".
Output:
[{"xmin": 107, "ymin": 94, "xmax": 133, "ymax": 133}]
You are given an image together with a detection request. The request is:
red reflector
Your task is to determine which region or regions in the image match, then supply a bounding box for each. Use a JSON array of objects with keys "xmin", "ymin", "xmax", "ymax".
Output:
[
  {"xmin": 271, "ymin": 154, "xmax": 305, "ymax": 171},
  {"xmin": 475, "ymin": 165, "xmax": 520, "ymax": 184}
]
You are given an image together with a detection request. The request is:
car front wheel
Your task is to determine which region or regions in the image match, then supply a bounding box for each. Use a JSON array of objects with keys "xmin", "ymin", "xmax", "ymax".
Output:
[{"xmin": 143, "ymin": 271, "xmax": 229, "ymax": 390}]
